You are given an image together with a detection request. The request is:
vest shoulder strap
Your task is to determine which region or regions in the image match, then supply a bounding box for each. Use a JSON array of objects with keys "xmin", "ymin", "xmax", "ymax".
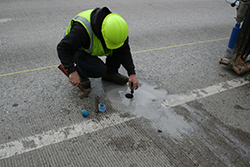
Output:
[{"xmin": 73, "ymin": 15, "xmax": 93, "ymax": 54}]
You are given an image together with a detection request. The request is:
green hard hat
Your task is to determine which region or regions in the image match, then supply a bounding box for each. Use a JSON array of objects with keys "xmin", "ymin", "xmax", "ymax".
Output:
[{"xmin": 102, "ymin": 13, "xmax": 129, "ymax": 49}]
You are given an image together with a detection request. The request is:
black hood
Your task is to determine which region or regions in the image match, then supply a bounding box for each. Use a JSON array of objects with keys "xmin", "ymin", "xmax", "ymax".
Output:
[{"xmin": 91, "ymin": 7, "xmax": 111, "ymax": 40}]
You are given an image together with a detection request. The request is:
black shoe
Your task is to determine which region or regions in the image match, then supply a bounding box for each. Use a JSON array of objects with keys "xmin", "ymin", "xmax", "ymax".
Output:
[
  {"xmin": 80, "ymin": 77, "xmax": 91, "ymax": 89},
  {"xmin": 102, "ymin": 73, "xmax": 128, "ymax": 85}
]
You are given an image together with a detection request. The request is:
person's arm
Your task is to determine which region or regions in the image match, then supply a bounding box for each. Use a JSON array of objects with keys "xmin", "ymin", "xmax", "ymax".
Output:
[
  {"xmin": 113, "ymin": 37, "xmax": 139, "ymax": 90},
  {"xmin": 57, "ymin": 22, "xmax": 90, "ymax": 86},
  {"xmin": 113, "ymin": 37, "xmax": 135, "ymax": 75},
  {"xmin": 128, "ymin": 74, "xmax": 139, "ymax": 90}
]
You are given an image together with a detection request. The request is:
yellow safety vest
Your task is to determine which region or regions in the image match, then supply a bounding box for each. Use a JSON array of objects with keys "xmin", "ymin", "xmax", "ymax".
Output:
[{"xmin": 65, "ymin": 9, "xmax": 112, "ymax": 56}]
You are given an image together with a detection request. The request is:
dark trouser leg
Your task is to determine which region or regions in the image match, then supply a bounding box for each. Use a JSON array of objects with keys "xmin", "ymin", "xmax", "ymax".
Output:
[
  {"xmin": 105, "ymin": 54, "xmax": 121, "ymax": 74},
  {"xmin": 102, "ymin": 54, "xmax": 128, "ymax": 85},
  {"xmin": 74, "ymin": 51, "xmax": 107, "ymax": 78}
]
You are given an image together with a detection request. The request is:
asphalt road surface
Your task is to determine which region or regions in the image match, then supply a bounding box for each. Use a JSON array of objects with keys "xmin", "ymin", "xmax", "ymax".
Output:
[{"xmin": 1, "ymin": 0, "xmax": 250, "ymax": 166}]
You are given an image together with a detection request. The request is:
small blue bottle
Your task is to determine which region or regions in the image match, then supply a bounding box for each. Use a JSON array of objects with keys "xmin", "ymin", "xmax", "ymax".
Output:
[{"xmin": 228, "ymin": 23, "xmax": 241, "ymax": 49}]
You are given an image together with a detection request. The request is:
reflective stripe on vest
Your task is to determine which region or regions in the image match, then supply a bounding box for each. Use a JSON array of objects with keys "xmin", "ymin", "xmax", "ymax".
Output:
[
  {"xmin": 73, "ymin": 15, "xmax": 93, "ymax": 55},
  {"xmin": 65, "ymin": 10, "xmax": 113, "ymax": 56}
]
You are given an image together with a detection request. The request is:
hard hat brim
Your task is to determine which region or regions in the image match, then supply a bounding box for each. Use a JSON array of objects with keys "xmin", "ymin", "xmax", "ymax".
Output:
[{"xmin": 105, "ymin": 39, "xmax": 124, "ymax": 49}]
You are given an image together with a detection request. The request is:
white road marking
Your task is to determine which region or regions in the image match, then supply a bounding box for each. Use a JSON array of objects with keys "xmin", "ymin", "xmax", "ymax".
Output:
[
  {"xmin": 0, "ymin": 113, "xmax": 139, "ymax": 160},
  {"xmin": 0, "ymin": 18, "xmax": 12, "ymax": 23},
  {"xmin": 0, "ymin": 77, "xmax": 249, "ymax": 160},
  {"xmin": 162, "ymin": 77, "xmax": 250, "ymax": 108}
]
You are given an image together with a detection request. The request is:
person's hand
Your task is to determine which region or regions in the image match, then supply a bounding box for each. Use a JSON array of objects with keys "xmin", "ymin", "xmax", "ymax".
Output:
[
  {"xmin": 129, "ymin": 74, "xmax": 139, "ymax": 90},
  {"xmin": 68, "ymin": 71, "xmax": 81, "ymax": 87}
]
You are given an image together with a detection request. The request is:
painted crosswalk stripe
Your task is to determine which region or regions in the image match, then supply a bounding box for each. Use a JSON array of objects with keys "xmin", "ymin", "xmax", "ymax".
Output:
[
  {"xmin": 162, "ymin": 77, "xmax": 250, "ymax": 108},
  {"xmin": 0, "ymin": 113, "xmax": 139, "ymax": 160},
  {"xmin": 0, "ymin": 18, "xmax": 12, "ymax": 23}
]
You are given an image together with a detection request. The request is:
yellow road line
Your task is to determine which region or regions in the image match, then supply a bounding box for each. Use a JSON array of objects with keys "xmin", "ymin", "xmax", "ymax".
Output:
[
  {"xmin": 132, "ymin": 37, "xmax": 229, "ymax": 54},
  {"xmin": 0, "ymin": 65, "xmax": 59, "ymax": 77},
  {"xmin": 0, "ymin": 38, "xmax": 229, "ymax": 77}
]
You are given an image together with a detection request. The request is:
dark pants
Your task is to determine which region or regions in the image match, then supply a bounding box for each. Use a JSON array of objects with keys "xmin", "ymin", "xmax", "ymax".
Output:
[{"xmin": 74, "ymin": 51, "xmax": 121, "ymax": 78}]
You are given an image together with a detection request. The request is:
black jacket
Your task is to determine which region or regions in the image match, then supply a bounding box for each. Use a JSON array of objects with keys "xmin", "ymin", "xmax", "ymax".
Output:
[{"xmin": 57, "ymin": 7, "xmax": 135, "ymax": 76}]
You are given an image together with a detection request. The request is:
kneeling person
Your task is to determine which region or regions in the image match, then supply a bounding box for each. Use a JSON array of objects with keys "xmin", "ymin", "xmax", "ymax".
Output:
[{"xmin": 57, "ymin": 7, "xmax": 139, "ymax": 97}]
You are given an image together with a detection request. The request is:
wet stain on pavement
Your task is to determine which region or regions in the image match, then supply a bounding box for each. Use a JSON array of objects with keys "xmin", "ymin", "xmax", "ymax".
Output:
[
  {"xmin": 234, "ymin": 104, "xmax": 249, "ymax": 110},
  {"xmin": 105, "ymin": 82, "xmax": 250, "ymax": 166},
  {"xmin": 107, "ymin": 135, "xmax": 135, "ymax": 153},
  {"xmin": 12, "ymin": 103, "xmax": 18, "ymax": 107},
  {"xmin": 173, "ymin": 105, "xmax": 192, "ymax": 123},
  {"xmin": 107, "ymin": 135, "xmax": 154, "ymax": 153},
  {"xmin": 22, "ymin": 140, "xmax": 36, "ymax": 149},
  {"xmin": 106, "ymin": 82, "xmax": 193, "ymax": 136}
]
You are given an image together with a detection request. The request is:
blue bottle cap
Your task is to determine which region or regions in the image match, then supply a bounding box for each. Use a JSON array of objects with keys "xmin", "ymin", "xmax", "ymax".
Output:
[
  {"xmin": 81, "ymin": 109, "xmax": 89, "ymax": 117},
  {"xmin": 98, "ymin": 103, "xmax": 106, "ymax": 113}
]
